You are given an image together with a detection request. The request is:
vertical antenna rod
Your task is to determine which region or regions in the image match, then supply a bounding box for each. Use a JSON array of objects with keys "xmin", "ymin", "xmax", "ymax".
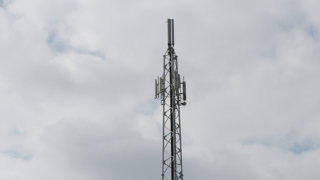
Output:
[
  {"xmin": 168, "ymin": 19, "xmax": 174, "ymax": 46},
  {"xmin": 155, "ymin": 19, "xmax": 187, "ymax": 180}
]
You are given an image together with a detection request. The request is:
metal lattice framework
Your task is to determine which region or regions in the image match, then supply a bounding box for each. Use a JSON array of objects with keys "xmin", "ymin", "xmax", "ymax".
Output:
[{"xmin": 155, "ymin": 19, "xmax": 187, "ymax": 180}]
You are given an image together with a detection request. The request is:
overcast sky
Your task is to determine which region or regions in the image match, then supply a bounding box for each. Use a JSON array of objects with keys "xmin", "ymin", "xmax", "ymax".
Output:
[{"xmin": 1, "ymin": 0, "xmax": 320, "ymax": 179}]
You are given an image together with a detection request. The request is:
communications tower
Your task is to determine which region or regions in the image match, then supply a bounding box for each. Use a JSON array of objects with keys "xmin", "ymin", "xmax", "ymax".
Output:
[{"xmin": 155, "ymin": 19, "xmax": 187, "ymax": 180}]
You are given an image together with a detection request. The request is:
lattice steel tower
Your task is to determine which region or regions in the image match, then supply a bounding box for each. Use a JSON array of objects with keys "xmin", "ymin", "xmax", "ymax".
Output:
[{"xmin": 155, "ymin": 19, "xmax": 187, "ymax": 180}]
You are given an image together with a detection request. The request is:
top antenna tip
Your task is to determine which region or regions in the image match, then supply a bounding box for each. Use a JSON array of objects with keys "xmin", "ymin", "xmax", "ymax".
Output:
[{"xmin": 167, "ymin": 19, "xmax": 175, "ymax": 46}]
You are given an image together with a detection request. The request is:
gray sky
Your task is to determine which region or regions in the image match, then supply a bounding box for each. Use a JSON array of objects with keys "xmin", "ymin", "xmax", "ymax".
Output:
[{"xmin": 0, "ymin": 0, "xmax": 320, "ymax": 179}]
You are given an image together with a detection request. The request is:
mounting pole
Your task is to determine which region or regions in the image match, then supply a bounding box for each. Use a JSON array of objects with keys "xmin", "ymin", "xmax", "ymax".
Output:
[{"xmin": 155, "ymin": 19, "xmax": 187, "ymax": 180}]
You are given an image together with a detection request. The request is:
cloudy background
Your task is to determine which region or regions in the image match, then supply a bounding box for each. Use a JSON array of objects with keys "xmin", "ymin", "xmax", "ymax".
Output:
[{"xmin": 1, "ymin": 0, "xmax": 320, "ymax": 179}]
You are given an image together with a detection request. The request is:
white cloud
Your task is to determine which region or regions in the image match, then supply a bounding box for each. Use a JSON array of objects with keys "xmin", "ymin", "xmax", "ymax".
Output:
[{"xmin": 0, "ymin": 0, "xmax": 320, "ymax": 179}]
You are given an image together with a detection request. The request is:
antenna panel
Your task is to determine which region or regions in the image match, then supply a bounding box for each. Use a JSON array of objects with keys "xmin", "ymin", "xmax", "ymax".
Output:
[{"xmin": 182, "ymin": 81, "xmax": 186, "ymax": 101}]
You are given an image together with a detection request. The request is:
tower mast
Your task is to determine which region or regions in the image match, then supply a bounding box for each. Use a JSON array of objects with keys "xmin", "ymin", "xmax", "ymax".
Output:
[{"xmin": 155, "ymin": 19, "xmax": 187, "ymax": 180}]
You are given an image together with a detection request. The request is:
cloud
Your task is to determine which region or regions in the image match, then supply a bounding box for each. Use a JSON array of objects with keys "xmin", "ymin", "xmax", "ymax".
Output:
[
  {"xmin": 47, "ymin": 31, "xmax": 106, "ymax": 59},
  {"xmin": 243, "ymin": 132, "xmax": 320, "ymax": 154},
  {"xmin": 1, "ymin": 149, "xmax": 33, "ymax": 161},
  {"xmin": 0, "ymin": 0, "xmax": 320, "ymax": 179}
]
